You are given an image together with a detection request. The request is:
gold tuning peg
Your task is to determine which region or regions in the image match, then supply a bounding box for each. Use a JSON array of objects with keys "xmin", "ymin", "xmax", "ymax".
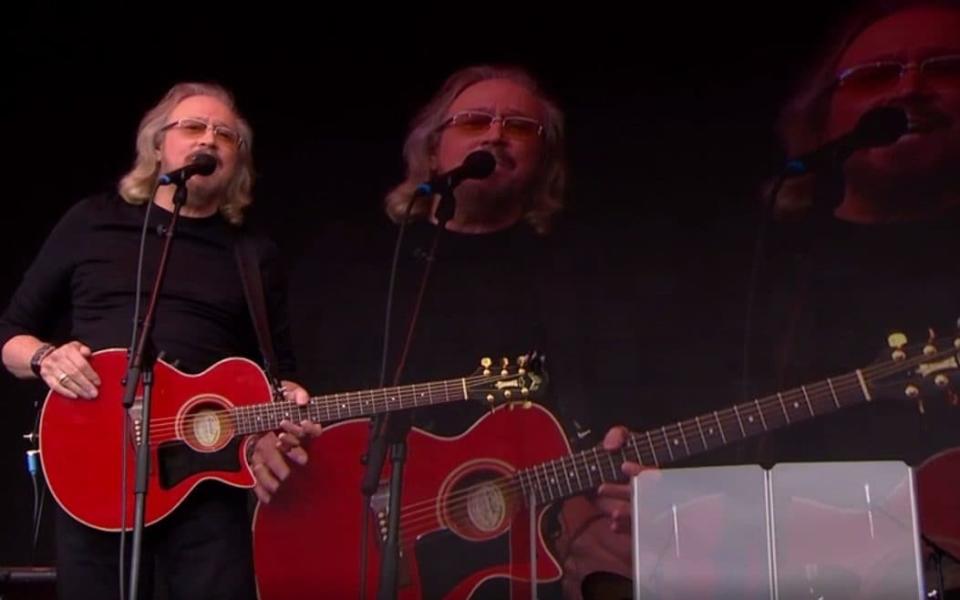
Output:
[
  {"xmin": 501, "ymin": 357, "xmax": 510, "ymax": 376},
  {"xmin": 924, "ymin": 328, "xmax": 938, "ymax": 356},
  {"xmin": 903, "ymin": 385, "xmax": 926, "ymax": 415},
  {"xmin": 516, "ymin": 354, "xmax": 528, "ymax": 375},
  {"xmin": 889, "ymin": 332, "xmax": 908, "ymax": 361},
  {"xmin": 888, "ymin": 332, "xmax": 908, "ymax": 349},
  {"xmin": 481, "ymin": 357, "xmax": 492, "ymax": 376}
]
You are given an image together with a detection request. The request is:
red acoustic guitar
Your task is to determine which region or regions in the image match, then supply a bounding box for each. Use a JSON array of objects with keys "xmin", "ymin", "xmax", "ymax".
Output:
[
  {"xmin": 253, "ymin": 331, "xmax": 960, "ymax": 599},
  {"xmin": 254, "ymin": 404, "xmax": 570, "ymax": 600},
  {"xmin": 38, "ymin": 349, "xmax": 543, "ymax": 531}
]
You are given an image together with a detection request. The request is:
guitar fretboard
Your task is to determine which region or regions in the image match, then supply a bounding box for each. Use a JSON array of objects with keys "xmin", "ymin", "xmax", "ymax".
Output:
[
  {"xmin": 232, "ymin": 379, "xmax": 471, "ymax": 435},
  {"xmin": 516, "ymin": 371, "xmax": 872, "ymax": 505}
]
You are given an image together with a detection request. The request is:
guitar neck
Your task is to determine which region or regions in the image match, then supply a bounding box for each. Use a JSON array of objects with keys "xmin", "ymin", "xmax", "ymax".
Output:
[
  {"xmin": 232, "ymin": 378, "xmax": 472, "ymax": 435},
  {"xmin": 517, "ymin": 370, "xmax": 873, "ymax": 505}
]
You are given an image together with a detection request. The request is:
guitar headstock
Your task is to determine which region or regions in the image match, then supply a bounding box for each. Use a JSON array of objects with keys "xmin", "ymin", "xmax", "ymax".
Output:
[
  {"xmin": 465, "ymin": 352, "xmax": 547, "ymax": 407},
  {"xmin": 868, "ymin": 329, "xmax": 960, "ymax": 412}
]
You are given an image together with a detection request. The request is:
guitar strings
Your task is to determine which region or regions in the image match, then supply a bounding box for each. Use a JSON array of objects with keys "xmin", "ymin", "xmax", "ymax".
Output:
[
  {"xmin": 118, "ymin": 348, "xmax": 949, "ymax": 538},
  {"xmin": 378, "ymin": 349, "xmax": 953, "ymax": 537},
  {"xmin": 144, "ymin": 344, "xmax": 945, "ymax": 445},
  {"xmin": 140, "ymin": 372, "xmax": 529, "ymax": 442},
  {"xmin": 393, "ymin": 375, "xmax": 881, "ymax": 533}
]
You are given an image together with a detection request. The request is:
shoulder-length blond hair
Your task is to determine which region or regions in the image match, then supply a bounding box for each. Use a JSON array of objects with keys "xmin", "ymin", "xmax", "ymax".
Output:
[
  {"xmin": 384, "ymin": 65, "xmax": 566, "ymax": 235},
  {"xmin": 119, "ymin": 82, "xmax": 255, "ymax": 225}
]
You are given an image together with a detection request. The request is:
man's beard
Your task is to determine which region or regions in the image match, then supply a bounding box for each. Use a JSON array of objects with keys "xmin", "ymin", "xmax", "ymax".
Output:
[
  {"xmin": 844, "ymin": 142, "xmax": 960, "ymax": 216},
  {"xmin": 185, "ymin": 177, "xmax": 227, "ymax": 208},
  {"xmin": 447, "ymin": 177, "xmax": 531, "ymax": 223}
]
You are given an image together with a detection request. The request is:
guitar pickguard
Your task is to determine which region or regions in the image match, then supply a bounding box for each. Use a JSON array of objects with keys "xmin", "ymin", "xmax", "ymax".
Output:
[
  {"xmin": 414, "ymin": 528, "xmax": 510, "ymax": 599},
  {"xmin": 157, "ymin": 437, "xmax": 244, "ymax": 489}
]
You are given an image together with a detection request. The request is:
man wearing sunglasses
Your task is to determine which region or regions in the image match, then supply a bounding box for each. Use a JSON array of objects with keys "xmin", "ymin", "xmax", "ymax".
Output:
[
  {"xmin": 0, "ymin": 82, "xmax": 319, "ymax": 599},
  {"xmin": 754, "ymin": 0, "xmax": 960, "ymax": 457},
  {"xmin": 381, "ymin": 65, "xmax": 563, "ymax": 235},
  {"xmin": 775, "ymin": 1, "xmax": 960, "ymax": 222},
  {"xmin": 275, "ymin": 65, "xmax": 644, "ymax": 599},
  {"xmin": 743, "ymin": 2, "xmax": 960, "ymax": 591}
]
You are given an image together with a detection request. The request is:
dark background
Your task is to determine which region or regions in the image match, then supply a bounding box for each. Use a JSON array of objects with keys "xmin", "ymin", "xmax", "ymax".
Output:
[{"xmin": 0, "ymin": 2, "xmax": 886, "ymax": 567}]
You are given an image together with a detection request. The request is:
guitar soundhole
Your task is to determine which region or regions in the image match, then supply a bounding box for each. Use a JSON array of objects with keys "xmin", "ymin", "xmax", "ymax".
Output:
[
  {"xmin": 440, "ymin": 465, "xmax": 519, "ymax": 541},
  {"xmin": 179, "ymin": 397, "xmax": 235, "ymax": 453}
]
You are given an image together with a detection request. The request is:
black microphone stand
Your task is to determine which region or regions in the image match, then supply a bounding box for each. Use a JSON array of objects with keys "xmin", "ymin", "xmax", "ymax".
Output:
[
  {"xmin": 366, "ymin": 186, "xmax": 456, "ymax": 600},
  {"xmin": 370, "ymin": 410, "xmax": 413, "ymax": 600},
  {"xmin": 740, "ymin": 171, "xmax": 789, "ymax": 402},
  {"xmin": 123, "ymin": 183, "xmax": 189, "ymax": 600}
]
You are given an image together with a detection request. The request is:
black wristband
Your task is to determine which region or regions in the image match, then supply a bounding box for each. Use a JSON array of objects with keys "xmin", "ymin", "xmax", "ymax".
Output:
[{"xmin": 29, "ymin": 343, "xmax": 55, "ymax": 378}]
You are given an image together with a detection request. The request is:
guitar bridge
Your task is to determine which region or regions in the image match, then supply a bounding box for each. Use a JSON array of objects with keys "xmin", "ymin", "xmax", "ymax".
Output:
[
  {"xmin": 368, "ymin": 483, "xmax": 412, "ymax": 585},
  {"xmin": 126, "ymin": 401, "xmax": 144, "ymax": 446},
  {"xmin": 369, "ymin": 484, "xmax": 391, "ymax": 545}
]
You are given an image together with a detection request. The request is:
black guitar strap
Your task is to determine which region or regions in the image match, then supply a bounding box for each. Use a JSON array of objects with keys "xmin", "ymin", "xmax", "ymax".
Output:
[{"xmin": 234, "ymin": 232, "xmax": 283, "ymax": 398}]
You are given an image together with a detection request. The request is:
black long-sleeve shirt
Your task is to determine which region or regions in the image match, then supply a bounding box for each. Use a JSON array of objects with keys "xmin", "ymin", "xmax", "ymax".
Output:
[
  {"xmin": 0, "ymin": 193, "xmax": 295, "ymax": 377},
  {"xmin": 288, "ymin": 216, "xmax": 595, "ymax": 442}
]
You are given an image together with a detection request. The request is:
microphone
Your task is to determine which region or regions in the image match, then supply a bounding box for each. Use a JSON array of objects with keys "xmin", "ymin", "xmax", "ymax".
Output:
[
  {"xmin": 784, "ymin": 106, "xmax": 908, "ymax": 176},
  {"xmin": 415, "ymin": 150, "xmax": 497, "ymax": 196},
  {"xmin": 157, "ymin": 153, "xmax": 218, "ymax": 186}
]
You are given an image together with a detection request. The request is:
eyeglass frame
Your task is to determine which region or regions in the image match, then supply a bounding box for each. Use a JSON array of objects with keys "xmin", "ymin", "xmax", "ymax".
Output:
[
  {"xmin": 440, "ymin": 110, "xmax": 545, "ymax": 139},
  {"xmin": 835, "ymin": 53, "xmax": 960, "ymax": 91},
  {"xmin": 159, "ymin": 117, "xmax": 246, "ymax": 148}
]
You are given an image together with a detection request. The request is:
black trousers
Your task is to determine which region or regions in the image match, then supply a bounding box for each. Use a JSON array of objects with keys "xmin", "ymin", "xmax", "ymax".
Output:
[{"xmin": 55, "ymin": 482, "xmax": 256, "ymax": 600}]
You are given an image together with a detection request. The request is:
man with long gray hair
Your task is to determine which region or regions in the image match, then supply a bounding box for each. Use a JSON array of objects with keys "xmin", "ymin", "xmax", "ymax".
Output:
[{"xmin": 0, "ymin": 82, "xmax": 319, "ymax": 599}]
